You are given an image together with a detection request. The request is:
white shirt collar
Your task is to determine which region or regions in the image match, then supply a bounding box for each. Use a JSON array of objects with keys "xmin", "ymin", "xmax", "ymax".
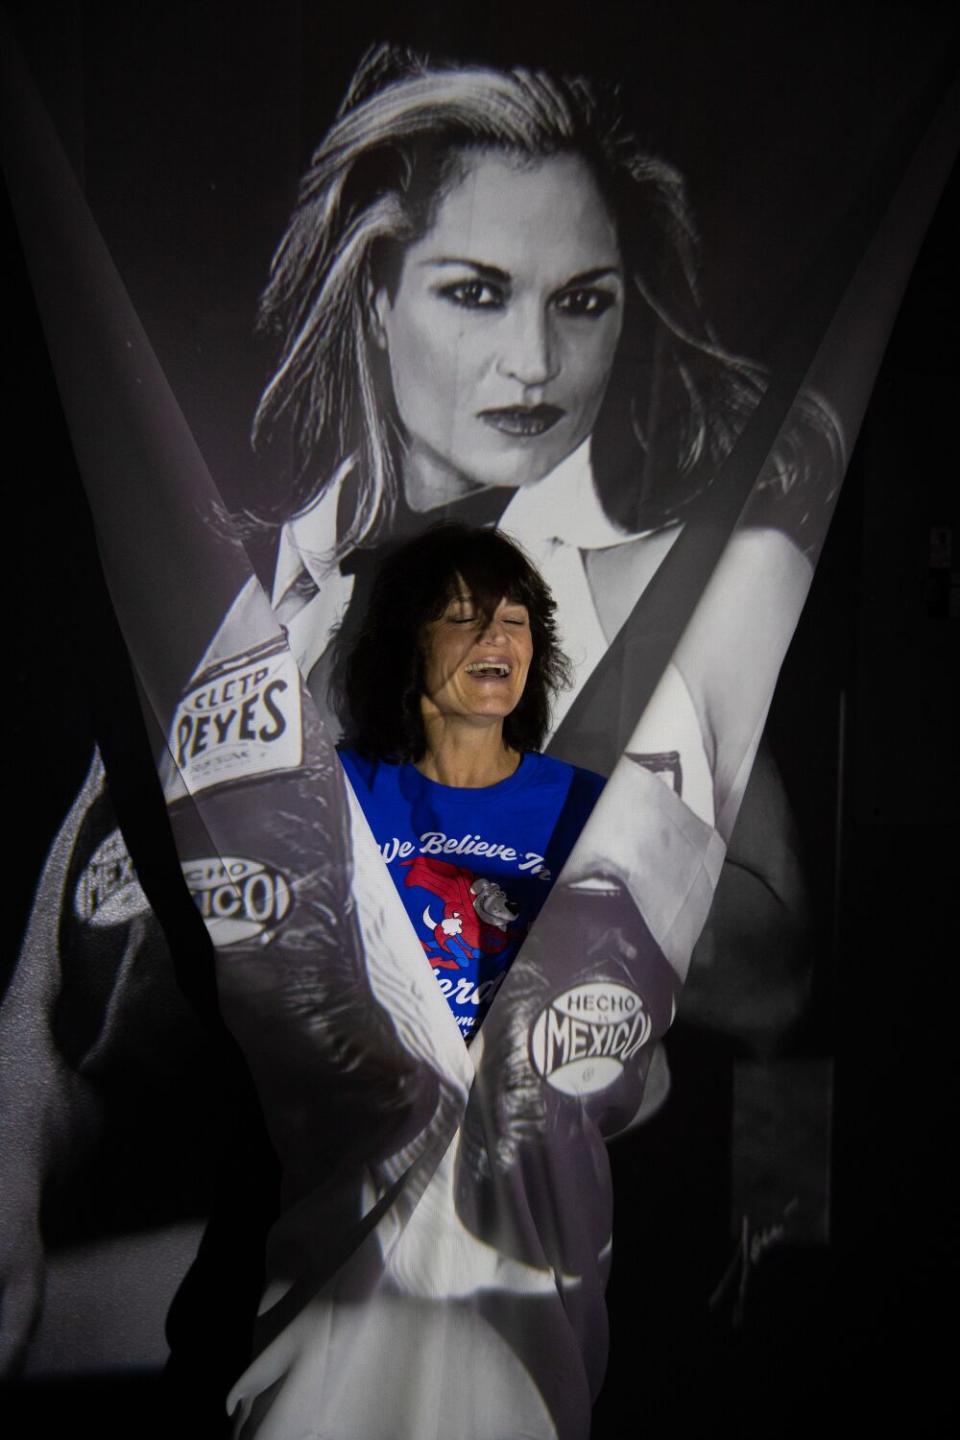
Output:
[
  {"xmin": 273, "ymin": 440, "xmax": 645, "ymax": 608},
  {"xmin": 272, "ymin": 456, "xmax": 353, "ymax": 603}
]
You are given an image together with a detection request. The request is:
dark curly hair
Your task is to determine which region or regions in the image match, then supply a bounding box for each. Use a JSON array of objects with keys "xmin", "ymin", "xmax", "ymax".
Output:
[{"xmin": 334, "ymin": 524, "xmax": 571, "ymax": 761}]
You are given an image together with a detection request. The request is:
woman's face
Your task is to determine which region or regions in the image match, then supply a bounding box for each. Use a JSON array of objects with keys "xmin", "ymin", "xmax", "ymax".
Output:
[
  {"xmin": 420, "ymin": 586, "xmax": 534, "ymax": 730},
  {"xmin": 373, "ymin": 150, "xmax": 624, "ymax": 508}
]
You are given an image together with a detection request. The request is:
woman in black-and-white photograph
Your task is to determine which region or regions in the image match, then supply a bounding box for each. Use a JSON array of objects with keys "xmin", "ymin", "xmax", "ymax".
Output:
[
  {"xmin": 220, "ymin": 41, "xmax": 839, "ymax": 778},
  {"xmin": 209, "ymin": 43, "xmax": 846, "ymax": 1440},
  {"xmin": 4, "ymin": 38, "xmax": 843, "ymax": 1425}
]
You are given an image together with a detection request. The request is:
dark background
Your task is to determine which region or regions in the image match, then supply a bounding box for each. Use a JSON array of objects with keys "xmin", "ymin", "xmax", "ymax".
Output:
[{"xmin": 4, "ymin": 1, "xmax": 957, "ymax": 1434}]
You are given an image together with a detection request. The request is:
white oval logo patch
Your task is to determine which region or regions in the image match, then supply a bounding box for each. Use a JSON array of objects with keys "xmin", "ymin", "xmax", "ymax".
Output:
[
  {"xmin": 74, "ymin": 829, "xmax": 150, "ymax": 928},
  {"xmin": 182, "ymin": 855, "xmax": 292, "ymax": 946},
  {"xmin": 530, "ymin": 981, "xmax": 652, "ymax": 1096}
]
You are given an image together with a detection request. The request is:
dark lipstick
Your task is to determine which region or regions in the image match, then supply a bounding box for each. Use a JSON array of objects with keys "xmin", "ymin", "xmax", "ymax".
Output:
[{"xmin": 479, "ymin": 404, "xmax": 565, "ymax": 438}]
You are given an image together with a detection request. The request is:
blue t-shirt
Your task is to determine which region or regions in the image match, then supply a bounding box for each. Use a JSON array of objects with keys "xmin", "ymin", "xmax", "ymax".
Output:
[{"xmin": 338, "ymin": 750, "xmax": 606, "ymax": 1042}]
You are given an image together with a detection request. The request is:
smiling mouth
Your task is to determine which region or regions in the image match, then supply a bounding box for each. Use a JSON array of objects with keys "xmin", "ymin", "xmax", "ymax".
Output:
[
  {"xmin": 464, "ymin": 661, "xmax": 512, "ymax": 678},
  {"xmin": 479, "ymin": 405, "xmax": 565, "ymax": 438}
]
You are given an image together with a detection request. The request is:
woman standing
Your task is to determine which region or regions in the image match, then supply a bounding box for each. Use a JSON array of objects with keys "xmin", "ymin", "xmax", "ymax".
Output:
[{"xmin": 335, "ymin": 524, "xmax": 606, "ymax": 1042}]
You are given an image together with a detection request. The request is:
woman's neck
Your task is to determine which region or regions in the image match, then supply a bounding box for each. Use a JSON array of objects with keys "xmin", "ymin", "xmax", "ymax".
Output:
[
  {"xmin": 402, "ymin": 446, "xmax": 484, "ymax": 514},
  {"xmin": 415, "ymin": 720, "xmax": 521, "ymax": 789}
]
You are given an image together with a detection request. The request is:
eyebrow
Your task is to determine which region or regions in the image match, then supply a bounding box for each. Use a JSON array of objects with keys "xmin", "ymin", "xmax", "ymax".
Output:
[{"xmin": 420, "ymin": 258, "xmax": 622, "ymax": 287}]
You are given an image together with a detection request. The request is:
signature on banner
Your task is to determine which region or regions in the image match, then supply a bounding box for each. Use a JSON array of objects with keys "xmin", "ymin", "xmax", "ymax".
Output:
[{"xmin": 709, "ymin": 1197, "xmax": 800, "ymax": 1327}]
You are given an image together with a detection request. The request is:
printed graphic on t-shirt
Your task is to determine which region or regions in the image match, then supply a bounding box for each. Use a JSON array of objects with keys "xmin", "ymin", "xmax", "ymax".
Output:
[
  {"xmin": 337, "ymin": 749, "xmax": 605, "ymax": 1040},
  {"xmin": 376, "ymin": 830, "xmax": 552, "ymax": 882},
  {"xmin": 401, "ymin": 856, "xmax": 523, "ymax": 1037}
]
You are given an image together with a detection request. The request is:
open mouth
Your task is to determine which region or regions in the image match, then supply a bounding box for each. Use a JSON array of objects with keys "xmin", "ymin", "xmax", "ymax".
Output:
[
  {"xmin": 479, "ymin": 404, "xmax": 565, "ymax": 438},
  {"xmin": 464, "ymin": 661, "xmax": 511, "ymax": 678}
]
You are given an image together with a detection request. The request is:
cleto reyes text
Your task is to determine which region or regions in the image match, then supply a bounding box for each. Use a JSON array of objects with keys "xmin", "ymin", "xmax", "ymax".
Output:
[{"xmin": 175, "ymin": 669, "xmax": 288, "ymax": 765}]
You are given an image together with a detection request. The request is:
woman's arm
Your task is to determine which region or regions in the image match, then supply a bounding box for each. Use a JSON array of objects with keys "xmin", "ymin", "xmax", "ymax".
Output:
[{"xmin": 672, "ymin": 526, "xmax": 813, "ymax": 844}]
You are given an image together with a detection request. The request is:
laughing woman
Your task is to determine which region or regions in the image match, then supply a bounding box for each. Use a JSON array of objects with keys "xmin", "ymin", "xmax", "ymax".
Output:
[{"xmin": 335, "ymin": 524, "xmax": 606, "ymax": 1042}]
